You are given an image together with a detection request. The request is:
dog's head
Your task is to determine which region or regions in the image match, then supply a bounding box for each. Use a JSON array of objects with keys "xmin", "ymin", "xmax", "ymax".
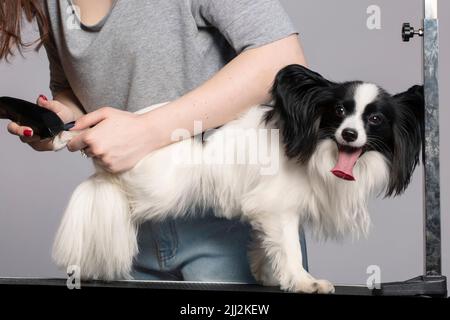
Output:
[{"xmin": 266, "ymin": 64, "xmax": 424, "ymax": 196}]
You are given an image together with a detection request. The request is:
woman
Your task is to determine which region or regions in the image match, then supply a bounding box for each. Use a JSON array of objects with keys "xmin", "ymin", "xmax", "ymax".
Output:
[{"xmin": 1, "ymin": 0, "xmax": 308, "ymax": 282}]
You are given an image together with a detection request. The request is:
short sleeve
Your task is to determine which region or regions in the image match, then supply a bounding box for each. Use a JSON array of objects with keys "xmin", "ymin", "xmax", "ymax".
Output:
[{"xmin": 192, "ymin": 0, "xmax": 298, "ymax": 53}]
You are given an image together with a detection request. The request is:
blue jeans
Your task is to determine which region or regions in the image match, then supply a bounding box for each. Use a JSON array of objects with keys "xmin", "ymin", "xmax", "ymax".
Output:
[{"xmin": 131, "ymin": 209, "xmax": 308, "ymax": 282}]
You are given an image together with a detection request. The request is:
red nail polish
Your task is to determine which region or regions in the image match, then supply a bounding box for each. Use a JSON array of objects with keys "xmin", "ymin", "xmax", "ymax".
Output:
[
  {"xmin": 24, "ymin": 129, "xmax": 33, "ymax": 137},
  {"xmin": 39, "ymin": 94, "xmax": 48, "ymax": 101}
]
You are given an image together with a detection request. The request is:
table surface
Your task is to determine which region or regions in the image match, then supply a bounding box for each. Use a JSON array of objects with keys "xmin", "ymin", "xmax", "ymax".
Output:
[{"xmin": 0, "ymin": 277, "xmax": 374, "ymax": 295}]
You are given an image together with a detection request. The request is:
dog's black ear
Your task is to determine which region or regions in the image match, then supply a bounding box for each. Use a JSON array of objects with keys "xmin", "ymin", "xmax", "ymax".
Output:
[
  {"xmin": 387, "ymin": 85, "xmax": 424, "ymax": 196},
  {"xmin": 266, "ymin": 64, "xmax": 336, "ymax": 162}
]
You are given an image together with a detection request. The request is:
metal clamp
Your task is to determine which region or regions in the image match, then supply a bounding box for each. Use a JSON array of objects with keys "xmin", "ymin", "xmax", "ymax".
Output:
[{"xmin": 402, "ymin": 22, "xmax": 424, "ymax": 41}]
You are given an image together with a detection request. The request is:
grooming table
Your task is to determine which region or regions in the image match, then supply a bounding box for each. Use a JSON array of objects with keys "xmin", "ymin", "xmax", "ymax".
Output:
[{"xmin": 0, "ymin": 277, "xmax": 446, "ymax": 297}]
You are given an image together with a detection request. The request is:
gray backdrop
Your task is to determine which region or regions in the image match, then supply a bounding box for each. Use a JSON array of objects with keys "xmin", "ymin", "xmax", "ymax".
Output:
[{"xmin": 0, "ymin": 0, "xmax": 448, "ymax": 286}]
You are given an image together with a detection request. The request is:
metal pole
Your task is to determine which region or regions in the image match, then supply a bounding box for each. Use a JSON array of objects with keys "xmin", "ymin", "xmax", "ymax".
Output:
[{"xmin": 423, "ymin": 0, "xmax": 441, "ymax": 276}]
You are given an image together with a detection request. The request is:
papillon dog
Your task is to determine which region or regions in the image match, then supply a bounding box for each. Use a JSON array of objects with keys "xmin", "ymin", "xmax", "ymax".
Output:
[{"xmin": 51, "ymin": 65, "xmax": 424, "ymax": 293}]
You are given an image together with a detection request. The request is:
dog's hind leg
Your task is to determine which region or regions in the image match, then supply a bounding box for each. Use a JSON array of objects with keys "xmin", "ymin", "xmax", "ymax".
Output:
[
  {"xmin": 52, "ymin": 173, "xmax": 138, "ymax": 280},
  {"xmin": 247, "ymin": 212, "xmax": 335, "ymax": 294}
]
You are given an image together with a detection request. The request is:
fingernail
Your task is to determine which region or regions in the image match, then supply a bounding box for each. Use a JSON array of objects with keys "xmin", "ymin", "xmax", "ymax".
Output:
[
  {"xmin": 24, "ymin": 129, "xmax": 33, "ymax": 137},
  {"xmin": 39, "ymin": 94, "xmax": 48, "ymax": 101}
]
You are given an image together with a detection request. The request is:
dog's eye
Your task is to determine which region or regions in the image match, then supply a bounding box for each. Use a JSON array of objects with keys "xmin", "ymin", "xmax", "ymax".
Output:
[
  {"xmin": 368, "ymin": 114, "xmax": 383, "ymax": 126},
  {"xmin": 335, "ymin": 104, "xmax": 346, "ymax": 118}
]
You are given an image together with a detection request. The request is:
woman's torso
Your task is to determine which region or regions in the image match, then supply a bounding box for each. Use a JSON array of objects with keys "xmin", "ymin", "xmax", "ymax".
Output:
[{"xmin": 44, "ymin": 0, "xmax": 237, "ymax": 113}]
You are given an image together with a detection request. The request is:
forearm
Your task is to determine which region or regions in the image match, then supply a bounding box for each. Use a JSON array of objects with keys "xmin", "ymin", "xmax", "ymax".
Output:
[{"xmin": 141, "ymin": 34, "xmax": 306, "ymax": 149}]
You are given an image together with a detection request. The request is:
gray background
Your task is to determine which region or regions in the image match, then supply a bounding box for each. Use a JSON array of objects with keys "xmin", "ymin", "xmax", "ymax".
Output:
[{"xmin": 0, "ymin": 0, "xmax": 448, "ymax": 286}]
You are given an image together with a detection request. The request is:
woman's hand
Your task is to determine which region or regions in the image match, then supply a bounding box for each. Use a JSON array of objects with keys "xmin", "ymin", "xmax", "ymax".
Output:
[
  {"xmin": 7, "ymin": 95, "xmax": 77, "ymax": 151},
  {"xmin": 67, "ymin": 107, "xmax": 161, "ymax": 173}
]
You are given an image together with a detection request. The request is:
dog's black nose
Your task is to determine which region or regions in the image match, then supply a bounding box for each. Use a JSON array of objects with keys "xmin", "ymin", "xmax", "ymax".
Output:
[{"xmin": 342, "ymin": 128, "xmax": 358, "ymax": 142}]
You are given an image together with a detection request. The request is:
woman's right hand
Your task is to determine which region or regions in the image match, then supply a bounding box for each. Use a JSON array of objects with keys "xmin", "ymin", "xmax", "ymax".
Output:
[{"xmin": 7, "ymin": 94, "xmax": 76, "ymax": 151}]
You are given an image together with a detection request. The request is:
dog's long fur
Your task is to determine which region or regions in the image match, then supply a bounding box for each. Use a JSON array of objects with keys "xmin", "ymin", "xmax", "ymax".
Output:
[{"xmin": 52, "ymin": 65, "xmax": 424, "ymax": 293}]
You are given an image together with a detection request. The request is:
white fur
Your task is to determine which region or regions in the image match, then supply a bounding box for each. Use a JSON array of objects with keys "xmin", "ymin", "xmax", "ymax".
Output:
[{"xmin": 52, "ymin": 103, "xmax": 390, "ymax": 293}]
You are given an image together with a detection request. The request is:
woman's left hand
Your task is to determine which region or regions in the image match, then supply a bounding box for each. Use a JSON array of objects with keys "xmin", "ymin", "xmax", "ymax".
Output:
[{"xmin": 67, "ymin": 107, "xmax": 159, "ymax": 173}]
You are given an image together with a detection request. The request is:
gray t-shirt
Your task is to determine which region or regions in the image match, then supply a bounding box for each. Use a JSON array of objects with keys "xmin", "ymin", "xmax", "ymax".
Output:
[{"xmin": 42, "ymin": 0, "xmax": 297, "ymax": 113}]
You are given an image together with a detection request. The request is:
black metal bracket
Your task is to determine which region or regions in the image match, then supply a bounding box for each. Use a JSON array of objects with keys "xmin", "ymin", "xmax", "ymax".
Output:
[{"xmin": 374, "ymin": 276, "xmax": 447, "ymax": 297}]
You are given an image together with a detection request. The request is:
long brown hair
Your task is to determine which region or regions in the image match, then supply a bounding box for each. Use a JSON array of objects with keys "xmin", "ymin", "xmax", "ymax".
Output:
[{"xmin": 0, "ymin": 0, "xmax": 50, "ymax": 61}]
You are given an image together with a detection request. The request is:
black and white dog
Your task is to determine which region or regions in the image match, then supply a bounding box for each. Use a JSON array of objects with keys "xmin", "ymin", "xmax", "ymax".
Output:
[{"xmin": 52, "ymin": 65, "xmax": 424, "ymax": 293}]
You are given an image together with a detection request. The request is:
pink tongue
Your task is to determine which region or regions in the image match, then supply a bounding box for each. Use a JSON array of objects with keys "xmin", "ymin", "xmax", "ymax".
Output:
[{"xmin": 331, "ymin": 147, "xmax": 363, "ymax": 181}]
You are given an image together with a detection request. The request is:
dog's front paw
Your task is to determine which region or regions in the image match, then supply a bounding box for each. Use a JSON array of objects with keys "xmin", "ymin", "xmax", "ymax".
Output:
[{"xmin": 286, "ymin": 277, "xmax": 335, "ymax": 294}]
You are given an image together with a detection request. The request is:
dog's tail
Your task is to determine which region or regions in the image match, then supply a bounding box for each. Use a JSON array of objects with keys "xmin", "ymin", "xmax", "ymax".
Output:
[{"xmin": 52, "ymin": 172, "xmax": 138, "ymax": 280}]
